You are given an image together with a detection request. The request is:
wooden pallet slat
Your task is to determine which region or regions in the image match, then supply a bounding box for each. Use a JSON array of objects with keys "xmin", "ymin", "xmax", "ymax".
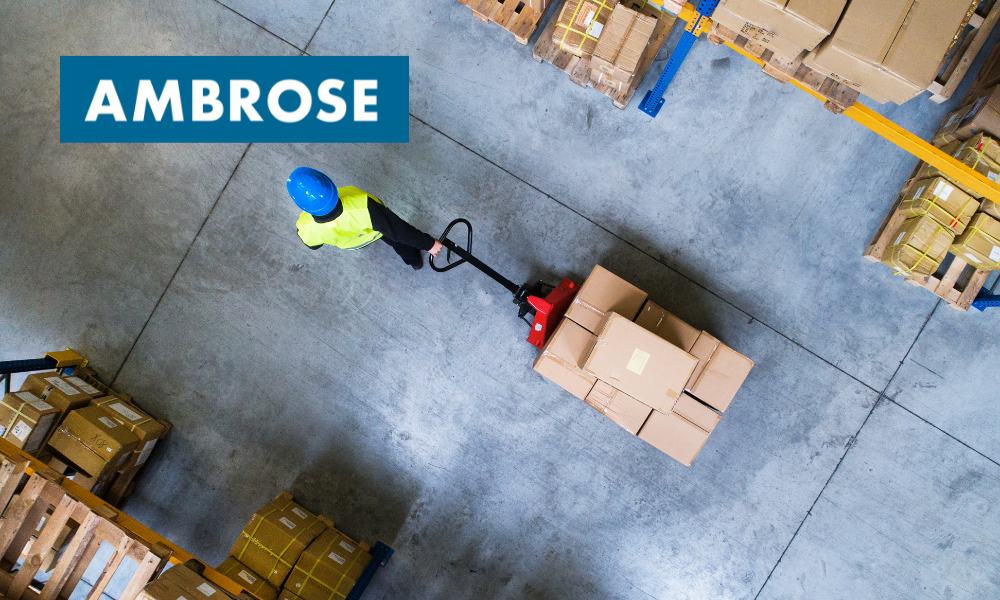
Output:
[
  {"xmin": 928, "ymin": 0, "xmax": 1000, "ymax": 103},
  {"xmin": 458, "ymin": 0, "xmax": 550, "ymax": 45},
  {"xmin": 532, "ymin": 1, "xmax": 678, "ymax": 109}
]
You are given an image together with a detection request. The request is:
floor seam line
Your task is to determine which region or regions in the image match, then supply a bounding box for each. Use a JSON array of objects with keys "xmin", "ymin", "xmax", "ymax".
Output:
[
  {"xmin": 751, "ymin": 299, "xmax": 940, "ymax": 599},
  {"xmin": 109, "ymin": 143, "xmax": 253, "ymax": 387},
  {"xmin": 407, "ymin": 112, "xmax": 894, "ymax": 395},
  {"xmin": 884, "ymin": 398, "xmax": 1000, "ymax": 468},
  {"xmin": 208, "ymin": 0, "xmax": 304, "ymax": 51},
  {"xmin": 302, "ymin": 1, "xmax": 336, "ymax": 54}
]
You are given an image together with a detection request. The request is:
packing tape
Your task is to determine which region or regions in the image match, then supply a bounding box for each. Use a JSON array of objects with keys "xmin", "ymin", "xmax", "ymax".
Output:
[
  {"xmin": 570, "ymin": 297, "xmax": 603, "ymax": 316},
  {"xmin": 557, "ymin": 0, "xmax": 615, "ymax": 53},
  {"xmin": 292, "ymin": 531, "xmax": 367, "ymax": 600},
  {"xmin": 238, "ymin": 499, "xmax": 318, "ymax": 576},
  {"xmin": 538, "ymin": 351, "xmax": 598, "ymax": 386},
  {"xmin": 908, "ymin": 192, "xmax": 976, "ymax": 231}
]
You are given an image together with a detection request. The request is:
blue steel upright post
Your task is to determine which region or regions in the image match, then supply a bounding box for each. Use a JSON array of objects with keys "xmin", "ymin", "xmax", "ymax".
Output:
[{"xmin": 638, "ymin": 0, "xmax": 721, "ymax": 117}]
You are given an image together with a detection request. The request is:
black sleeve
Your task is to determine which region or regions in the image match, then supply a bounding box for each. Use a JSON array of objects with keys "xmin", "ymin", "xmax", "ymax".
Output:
[{"xmin": 368, "ymin": 198, "xmax": 435, "ymax": 251}]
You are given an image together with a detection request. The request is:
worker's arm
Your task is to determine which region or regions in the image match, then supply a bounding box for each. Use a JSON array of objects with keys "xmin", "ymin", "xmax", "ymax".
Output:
[{"xmin": 368, "ymin": 198, "xmax": 436, "ymax": 251}]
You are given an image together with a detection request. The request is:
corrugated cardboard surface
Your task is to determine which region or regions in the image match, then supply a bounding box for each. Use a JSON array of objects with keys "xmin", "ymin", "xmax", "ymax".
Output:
[
  {"xmin": 899, "ymin": 177, "xmax": 977, "ymax": 235},
  {"xmin": 138, "ymin": 565, "xmax": 223, "ymax": 600},
  {"xmin": 711, "ymin": 7, "xmax": 805, "ymax": 59},
  {"xmin": 949, "ymin": 88, "xmax": 1000, "ymax": 145},
  {"xmin": 533, "ymin": 318, "xmax": 598, "ymax": 400},
  {"xmin": 983, "ymin": 199, "xmax": 1000, "ymax": 221},
  {"xmin": 0, "ymin": 392, "xmax": 59, "ymax": 452},
  {"xmin": 278, "ymin": 590, "xmax": 305, "ymax": 600},
  {"xmin": 229, "ymin": 495, "xmax": 327, "ymax": 587},
  {"xmin": 882, "ymin": 0, "xmax": 975, "ymax": 87},
  {"xmin": 881, "ymin": 245, "xmax": 943, "ymax": 277},
  {"xmin": 920, "ymin": 139, "xmax": 1000, "ymax": 198},
  {"xmin": 20, "ymin": 373, "xmax": 93, "ymax": 416},
  {"xmin": 719, "ymin": 0, "xmax": 844, "ymax": 56},
  {"xmin": 564, "ymin": 265, "xmax": 647, "ymax": 333},
  {"xmin": 91, "ymin": 397, "xmax": 165, "ymax": 445},
  {"xmin": 951, "ymin": 212, "xmax": 1000, "ymax": 269},
  {"xmin": 638, "ymin": 410, "xmax": 709, "ymax": 467},
  {"xmin": 687, "ymin": 344, "xmax": 755, "ymax": 413},
  {"xmin": 933, "ymin": 104, "xmax": 976, "ymax": 147},
  {"xmin": 47, "ymin": 406, "xmax": 140, "ymax": 477},
  {"xmin": 591, "ymin": 5, "xmax": 656, "ymax": 84},
  {"xmin": 634, "ymin": 301, "xmax": 700, "ymax": 352},
  {"xmin": 887, "ymin": 215, "xmax": 956, "ymax": 264},
  {"xmin": 584, "ymin": 313, "xmax": 697, "ymax": 413},
  {"xmin": 584, "ymin": 381, "xmax": 652, "ymax": 435},
  {"xmin": 217, "ymin": 557, "xmax": 278, "ymax": 600},
  {"xmin": 553, "ymin": 0, "xmax": 619, "ymax": 57},
  {"xmin": 285, "ymin": 528, "xmax": 371, "ymax": 600},
  {"xmin": 686, "ymin": 332, "xmax": 721, "ymax": 389},
  {"xmin": 672, "ymin": 393, "xmax": 721, "ymax": 433}
]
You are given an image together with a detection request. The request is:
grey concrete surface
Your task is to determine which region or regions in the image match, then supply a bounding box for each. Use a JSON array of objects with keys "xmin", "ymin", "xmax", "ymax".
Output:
[
  {"xmin": 758, "ymin": 400, "xmax": 1000, "ymax": 600},
  {"xmin": 1, "ymin": 0, "xmax": 998, "ymax": 599}
]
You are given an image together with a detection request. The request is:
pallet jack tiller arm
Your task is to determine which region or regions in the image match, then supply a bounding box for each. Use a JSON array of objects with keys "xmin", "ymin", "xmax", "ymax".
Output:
[{"xmin": 430, "ymin": 219, "xmax": 580, "ymax": 348}]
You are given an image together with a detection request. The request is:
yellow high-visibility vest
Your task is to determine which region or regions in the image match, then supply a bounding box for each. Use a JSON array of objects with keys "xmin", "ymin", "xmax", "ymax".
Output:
[{"xmin": 296, "ymin": 187, "xmax": 384, "ymax": 250}]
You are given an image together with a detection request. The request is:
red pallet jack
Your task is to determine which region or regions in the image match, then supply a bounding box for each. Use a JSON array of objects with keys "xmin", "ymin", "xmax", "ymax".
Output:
[{"xmin": 430, "ymin": 219, "xmax": 579, "ymax": 348}]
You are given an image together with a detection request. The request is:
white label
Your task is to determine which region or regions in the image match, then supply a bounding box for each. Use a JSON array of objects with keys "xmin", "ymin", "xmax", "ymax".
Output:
[
  {"xmin": 582, "ymin": 9, "xmax": 595, "ymax": 25},
  {"xmin": 291, "ymin": 507, "xmax": 308, "ymax": 520},
  {"xmin": 279, "ymin": 517, "xmax": 296, "ymax": 529},
  {"xmin": 179, "ymin": 596, "xmax": 189, "ymax": 600},
  {"xmin": 626, "ymin": 348, "xmax": 650, "ymax": 375},
  {"xmin": 932, "ymin": 180, "xmax": 945, "ymax": 197},
  {"xmin": 196, "ymin": 583, "xmax": 216, "ymax": 597},
  {"xmin": 339, "ymin": 540, "xmax": 355, "ymax": 553},
  {"xmin": 237, "ymin": 570, "xmax": 257, "ymax": 584},
  {"xmin": 45, "ymin": 377, "xmax": 80, "ymax": 396},
  {"xmin": 914, "ymin": 185, "xmax": 926, "ymax": 199},
  {"xmin": 588, "ymin": 21, "xmax": 604, "ymax": 37},
  {"xmin": 946, "ymin": 112, "xmax": 960, "ymax": 126},
  {"xmin": 894, "ymin": 232, "xmax": 906, "ymax": 246},
  {"xmin": 98, "ymin": 416, "xmax": 118, "ymax": 429},
  {"xmin": 966, "ymin": 252, "xmax": 981, "ymax": 263},
  {"xmin": 989, "ymin": 172, "xmax": 998, "ymax": 182},
  {"xmin": 328, "ymin": 552, "xmax": 346, "ymax": 565},
  {"xmin": 109, "ymin": 403, "xmax": 143, "ymax": 421},
  {"xmin": 990, "ymin": 246, "xmax": 1000, "ymax": 262},
  {"xmin": 135, "ymin": 447, "xmax": 154, "ymax": 466},
  {"xmin": 64, "ymin": 377, "xmax": 100, "ymax": 396},
  {"xmin": 15, "ymin": 392, "xmax": 52, "ymax": 412},
  {"xmin": 10, "ymin": 421, "xmax": 31, "ymax": 441}
]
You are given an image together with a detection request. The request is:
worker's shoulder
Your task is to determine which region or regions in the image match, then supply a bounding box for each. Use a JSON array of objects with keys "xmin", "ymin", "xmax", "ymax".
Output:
[{"xmin": 295, "ymin": 211, "xmax": 315, "ymax": 227}]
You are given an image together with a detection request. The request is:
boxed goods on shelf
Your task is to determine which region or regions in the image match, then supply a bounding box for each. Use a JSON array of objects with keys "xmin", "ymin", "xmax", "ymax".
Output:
[
  {"xmin": 46, "ymin": 406, "xmax": 140, "ymax": 478},
  {"xmin": 0, "ymin": 391, "xmax": 60, "ymax": 453}
]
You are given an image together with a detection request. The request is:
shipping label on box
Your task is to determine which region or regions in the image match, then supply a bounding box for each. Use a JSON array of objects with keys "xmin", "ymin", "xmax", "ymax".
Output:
[
  {"xmin": 285, "ymin": 528, "xmax": 372, "ymax": 600},
  {"xmin": 229, "ymin": 493, "xmax": 326, "ymax": 588},
  {"xmin": 584, "ymin": 313, "xmax": 697, "ymax": 412},
  {"xmin": 898, "ymin": 177, "xmax": 977, "ymax": 235}
]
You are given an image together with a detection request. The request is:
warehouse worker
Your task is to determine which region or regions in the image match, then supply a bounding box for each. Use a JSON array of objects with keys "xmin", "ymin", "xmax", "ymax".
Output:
[{"xmin": 288, "ymin": 167, "xmax": 444, "ymax": 270}]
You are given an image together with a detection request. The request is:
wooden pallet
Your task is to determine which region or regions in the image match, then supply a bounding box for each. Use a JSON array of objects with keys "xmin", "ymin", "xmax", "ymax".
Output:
[
  {"xmin": 928, "ymin": 0, "xmax": 1000, "ymax": 103},
  {"xmin": 706, "ymin": 22, "xmax": 859, "ymax": 114},
  {"xmin": 0, "ymin": 471, "xmax": 171, "ymax": 600},
  {"xmin": 458, "ymin": 0, "xmax": 552, "ymax": 45},
  {"xmin": 863, "ymin": 164, "xmax": 991, "ymax": 311},
  {"xmin": 532, "ymin": 1, "xmax": 677, "ymax": 109}
]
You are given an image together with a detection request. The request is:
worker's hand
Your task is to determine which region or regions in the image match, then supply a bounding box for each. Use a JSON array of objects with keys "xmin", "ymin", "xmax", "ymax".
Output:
[{"xmin": 429, "ymin": 239, "xmax": 444, "ymax": 257}]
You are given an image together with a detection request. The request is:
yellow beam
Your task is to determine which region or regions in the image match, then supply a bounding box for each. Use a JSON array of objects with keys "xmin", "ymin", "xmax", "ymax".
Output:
[
  {"xmin": 44, "ymin": 349, "xmax": 87, "ymax": 369},
  {"xmin": 721, "ymin": 40, "xmax": 1000, "ymax": 203}
]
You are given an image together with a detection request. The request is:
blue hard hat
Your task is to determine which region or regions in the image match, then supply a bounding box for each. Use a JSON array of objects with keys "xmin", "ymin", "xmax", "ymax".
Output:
[{"xmin": 287, "ymin": 167, "xmax": 338, "ymax": 216}]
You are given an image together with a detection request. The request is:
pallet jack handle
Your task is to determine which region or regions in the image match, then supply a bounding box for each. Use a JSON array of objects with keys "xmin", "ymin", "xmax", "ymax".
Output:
[{"xmin": 430, "ymin": 218, "xmax": 521, "ymax": 296}]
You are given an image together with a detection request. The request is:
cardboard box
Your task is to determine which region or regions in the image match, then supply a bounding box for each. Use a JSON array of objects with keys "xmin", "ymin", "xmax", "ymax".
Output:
[
  {"xmin": 881, "ymin": 215, "xmax": 955, "ymax": 278},
  {"xmin": 638, "ymin": 410, "xmax": 709, "ymax": 466},
  {"xmin": 229, "ymin": 493, "xmax": 327, "ymax": 588},
  {"xmin": 672, "ymin": 393, "xmax": 721, "ymax": 433},
  {"xmin": 46, "ymin": 406, "xmax": 140, "ymax": 478},
  {"xmin": 0, "ymin": 392, "xmax": 60, "ymax": 453},
  {"xmin": 945, "ymin": 87, "xmax": 1000, "ymax": 146},
  {"xmin": 804, "ymin": 0, "xmax": 973, "ymax": 104},
  {"xmin": 898, "ymin": 177, "xmax": 978, "ymax": 235},
  {"xmin": 20, "ymin": 373, "xmax": 94, "ymax": 416},
  {"xmin": 533, "ymin": 318, "xmax": 599, "ymax": 400},
  {"xmin": 685, "ymin": 332, "xmax": 754, "ymax": 412},
  {"xmin": 584, "ymin": 313, "xmax": 698, "ymax": 412},
  {"xmin": 553, "ymin": 0, "xmax": 619, "ymax": 57},
  {"xmin": 218, "ymin": 557, "xmax": 278, "ymax": 600},
  {"xmin": 590, "ymin": 5, "xmax": 657, "ymax": 86},
  {"xmin": 278, "ymin": 590, "xmax": 304, "ymax": 600},
  {"xmin": 919, "ymin": 138, "xmax": 1000, "ymax": 198},
  {"xmin": 982, "ymin": 199, "xmax": 1000, "ymax": 221},
  {"xmin": 633, "ymin": 301, "xmax": 699, "ymax": 352},
  {"xmin": 951, "ymin": 212, "xmax": 1000, "ymax": 270},
  {"xmin": 285, "ymin": 528, "xmax": 372, "ymax": 600},
  {"xmin": 91, "ymin": 397, "xmax": 167, "ymax": 468},
  {"xmin": 583, "ymin": 381, "xmax": 652, "ymax": 434},
  {"xmin": 137, "ymin": 565, "xmax": 224, "ymax": 600},
  {"xmin": 714, "ymin": 0, "xmax": 847, "ymax": 59},
  {"xmin": 564, "ymin": 265, "xmax": 647, "ymax": 333},
  {"xmin": 68, "ymin": 468, "xmax": 117, "ymax": 497},
  {"xmin": 932, "ymin": 105, "xmax": 976, "ymax": 147}
]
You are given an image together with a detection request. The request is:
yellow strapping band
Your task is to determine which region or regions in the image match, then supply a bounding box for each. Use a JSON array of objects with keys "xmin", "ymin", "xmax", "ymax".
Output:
[
  {"xmin": 891, "ymin": 221, "xmax": 948, "ymax": 277},
  {"xmin": 293, "ymin": 532, "xmax": 367, "ymax": 600},
  {"xmin": 557, "ymin": 0, "xmax": 614, "ymax": 52},
  {"xmin": 909, "ymin": 191, "xmax": 976, "ymax": 231}
]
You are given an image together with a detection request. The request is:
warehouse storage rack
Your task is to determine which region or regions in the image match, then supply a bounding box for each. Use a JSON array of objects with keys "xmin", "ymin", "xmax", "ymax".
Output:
[
  {"xmin": 640, "ymin": 1, "xmax": 1000, "ymax": 207},
  {"xmin": 0, "ymin": 350, "xmax": 394, "ymax": 600}
]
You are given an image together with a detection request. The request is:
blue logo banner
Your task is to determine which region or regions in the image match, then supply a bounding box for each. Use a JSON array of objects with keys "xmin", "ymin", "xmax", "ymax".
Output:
[{"xmin": 60, "ymin": 56, "xmax": 409, "ymax": 143}]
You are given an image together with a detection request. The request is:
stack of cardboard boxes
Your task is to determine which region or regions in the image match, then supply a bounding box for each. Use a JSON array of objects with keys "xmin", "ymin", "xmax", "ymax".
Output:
[
  {"xmin": 533, "ymin": 266, "xmax": 754, "ymax": 466},
  {"xmin": 552, "ymin": 0, "xmax": 659, "ymax": 90},
  {"xmin": 215, "ymin": 492, "xmax": 372, "ymax": 600},
  {"xmin": 0, "ymin": 371, "xmax": 170, "ymax": 499},
  {"xmin": 137, "ymin": 564, "xmax": 226, "ymax": 600},
  {"xmin": 713, "ymin": 0, "xmax": 975, "ymax": 105},
  {"xmin": 884, "ymin": 87, "xmax": 1000, "ymax": 275}
]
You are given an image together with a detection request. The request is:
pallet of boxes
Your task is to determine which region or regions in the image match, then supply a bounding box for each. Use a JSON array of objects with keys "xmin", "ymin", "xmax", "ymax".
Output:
[
  {"xmin": 865, "ymin": 82, "xmax": 1000, "ymax": 310},
  {"xmin": 456, "ymin": 0, "xmax": 552, "ymax": 45},
  {"xmin": 534, "ymin": 266, "xmax": 754, "ymax": 466},
  {"xmin": 532, "ymin": 0, "xmax": 676, "ymax": 108},
  {"xmin": 708, "ymin": 0, "xmax": 986, "ymax": 109},
  {"xmin": 0, "ymin": 369, "xmax": 170, "ymax": 504},
  {"xmin": 210, "ymin": 491, "xmax": 373, "ymax": 600}
]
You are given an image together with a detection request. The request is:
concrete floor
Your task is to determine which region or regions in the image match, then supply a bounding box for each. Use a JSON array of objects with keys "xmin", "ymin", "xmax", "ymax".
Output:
[{"xmin": 2, "ymin": 1, "xmax": 999, "ymax": 598}]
